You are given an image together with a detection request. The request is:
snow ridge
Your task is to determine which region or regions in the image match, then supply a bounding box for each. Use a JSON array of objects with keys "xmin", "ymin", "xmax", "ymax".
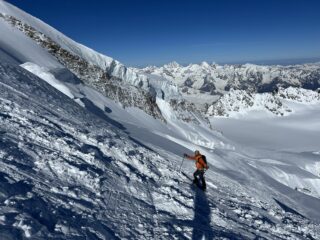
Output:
[{"xmin": 0, "ymin": 12, "xmax": 164, "ymax": 120}]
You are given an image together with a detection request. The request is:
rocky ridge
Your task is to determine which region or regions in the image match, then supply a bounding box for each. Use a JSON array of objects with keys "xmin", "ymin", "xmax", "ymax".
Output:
[{"xmin": 0, "ymin": 13, "xmax": 164, "ymax": 120}]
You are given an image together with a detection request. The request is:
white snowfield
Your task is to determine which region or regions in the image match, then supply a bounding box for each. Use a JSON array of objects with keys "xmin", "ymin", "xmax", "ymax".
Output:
[
  {"xmin": 0, "ymin": 0, "xmax": 320, "ymax": 239},
  {"xmin": 20, "ymin": 62, "xmax": 74, "ymax": 99}
]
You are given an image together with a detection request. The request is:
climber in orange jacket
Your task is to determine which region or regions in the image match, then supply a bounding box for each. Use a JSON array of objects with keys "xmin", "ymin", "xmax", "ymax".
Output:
[{"xmin": 184, "ymin": 150, "xmax": 208, "ymax": 190}]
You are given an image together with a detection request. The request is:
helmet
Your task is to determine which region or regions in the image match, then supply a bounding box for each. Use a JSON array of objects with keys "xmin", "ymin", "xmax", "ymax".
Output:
[{"xmin": 194, "ymin": 150, "xmax": 200, "ymax": 155}]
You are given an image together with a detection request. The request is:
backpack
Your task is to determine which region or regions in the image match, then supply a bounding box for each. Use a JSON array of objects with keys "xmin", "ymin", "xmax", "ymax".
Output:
[{"xmin": 201, "ymin": 155, "xmax": 208, "ymax": 168}]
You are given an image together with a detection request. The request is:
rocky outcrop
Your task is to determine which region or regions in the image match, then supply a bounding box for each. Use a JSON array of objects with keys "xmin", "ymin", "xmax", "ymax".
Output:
[
  {"xmin": 207, "ymin": 87, "xmax": 320, "ymax": 117},
  {"xmin": 206, "ymin": 89, "xmax": 290, "ymax": 117},
  {"xmin": 278, "ymin": 87, "xmax": 320, "ymax": 103},
  {"xmin": 169, "ymin": 98, "xmax": 210, "ymax": 125}
]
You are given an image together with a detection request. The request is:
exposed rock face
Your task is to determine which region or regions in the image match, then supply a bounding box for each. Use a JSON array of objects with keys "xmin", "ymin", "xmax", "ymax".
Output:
[
  {"xmin": 0, "ymin": 13, "xmax": 164, "ymax": 120},
  {"xmin": 96, "ymin": 79, "xmax": 160, "ymax": 116},
  {"xmin": 169, "ymin": 98, "xmax": 210, "ymax": 126},
  {"xmin": 207, "ymin": 90, "xmax": 254, "ymax": 117},
  {"xmin": 207, "ymin": 90, "xmax": 289, "ymax": 117}
]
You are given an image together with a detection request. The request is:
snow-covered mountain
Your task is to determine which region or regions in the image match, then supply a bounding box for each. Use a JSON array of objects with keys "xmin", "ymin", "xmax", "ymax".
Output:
[
  {"xmin": 207, "ymin": 87, "xmax": 320, "ymax": 117},
  {"xmin": 137, "ymin": 61, "xmax": 320, "ymax": 94},
  {"xmin": 1, "ymin": 0, "xmax": 320, "ymax": 239},
  {"xmin": 0, "ymin": 6, "xmax": 210, "ymax": 125},
  {"xmin": 0, "ymin": 2, "xmax": 164, "ymax": 121},
  {"xmin": 136, "ymin": 61, "xmax": 320, "ymax": 118}
]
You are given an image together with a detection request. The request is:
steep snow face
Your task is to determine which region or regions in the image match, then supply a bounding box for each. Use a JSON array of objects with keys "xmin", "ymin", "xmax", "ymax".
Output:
[
  {"xmin": 0, "ymin": 7, "xmax": 164, "ymax": 120},
  {"xmin": 19, "ymin": 60, "xmax": 220, "ymax": 151},
  {"xmin": 0, "ymin": 10, "xmax": 149, "ymax": 90},
  {"xmin": 20, "ymin": 62, "xmax": 74, "ymax": 98},
  {"xmin": 0, "ymin": 0, "xmax": 215, "ymax": 124},
  {"xmin": 0, "ymin": 0, "xmax": 112, "ymax": 69},
  {"xmin": 2, "ymin": 61, "xmax": 320, "ymax": 239},
  {"xmin": 0, "ymin": 1, "xmax": 149, "ymax": 89},
  {"xmin": 138, "ymin": 61, "xmax": 320, "ymax": 94},
  {"xmin": 0, "ymin": 62, "xmax": 169, "ymax": 238}
]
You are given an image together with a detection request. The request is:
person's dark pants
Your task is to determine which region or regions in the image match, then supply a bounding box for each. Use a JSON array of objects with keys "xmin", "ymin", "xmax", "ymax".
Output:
[{"xmin": 193, "ymin": 169, "xmax": 206, "ymax": 190}]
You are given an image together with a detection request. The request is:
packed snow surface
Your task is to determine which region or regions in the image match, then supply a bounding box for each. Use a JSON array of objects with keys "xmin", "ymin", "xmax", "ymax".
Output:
[{"xmin": 20, "ymin": 62, "xmax": 74, "ymax": 98}]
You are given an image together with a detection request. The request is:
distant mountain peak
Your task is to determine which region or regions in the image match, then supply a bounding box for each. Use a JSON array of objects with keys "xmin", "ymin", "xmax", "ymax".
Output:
[
  {"xmin": 200, "ymin": 61, "xmax": 210, "ymax": 68},
  {"xmin": 163, "ymin": 61, "xmax": 181, "ymax": 68}
]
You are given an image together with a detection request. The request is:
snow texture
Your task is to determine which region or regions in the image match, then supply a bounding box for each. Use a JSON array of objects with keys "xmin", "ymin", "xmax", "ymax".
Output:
[{"xmin": 1, "ymin": 60, "xmax": 320, "ymax": 239}]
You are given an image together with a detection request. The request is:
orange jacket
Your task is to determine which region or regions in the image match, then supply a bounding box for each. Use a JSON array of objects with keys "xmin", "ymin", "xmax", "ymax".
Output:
[{"xmin": 186, "ymin": 154, "xmax": 208, "ymax": 170}]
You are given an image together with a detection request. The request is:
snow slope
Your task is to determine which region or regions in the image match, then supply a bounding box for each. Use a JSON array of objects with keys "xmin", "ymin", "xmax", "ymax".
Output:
[
  {"xmin": 0, "ymin": 14, "xmax": 60, "ymax": 68},
  {"xmin": 211, "ymin": 103, "xmax": 320, "ymax": 153},
  {"xmin": 0, "ymin": 0, "xmax": 320, "ymax": 239},
  {"xmin": 20, "ymin": 62, "xmax": 74, "ymax": 98},
  {"xmin": 0, "ymin": 0, "xmax": 111, "ymax": 68},
  {"xmin": 1, "ymin": 59, "xmax": 320, "ymax": 239},
  {"xmin": 0, "ymin": 0, "xmax": 149, "ymax": 90}
]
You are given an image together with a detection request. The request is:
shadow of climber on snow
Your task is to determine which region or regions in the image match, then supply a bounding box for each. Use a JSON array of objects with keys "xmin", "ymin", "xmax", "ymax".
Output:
[{"xmin": 191, "ymin": 186, "xmax": 214, "ymax": 240}]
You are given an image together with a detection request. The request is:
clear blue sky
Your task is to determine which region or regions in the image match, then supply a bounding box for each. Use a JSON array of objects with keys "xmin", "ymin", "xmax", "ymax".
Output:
[{"xmin": 6, "ymin": 0, "xmax": 320, "ymax": 67}]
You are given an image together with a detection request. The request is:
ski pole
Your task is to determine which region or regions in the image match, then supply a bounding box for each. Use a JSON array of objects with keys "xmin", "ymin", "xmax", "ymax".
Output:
[{"xmin": 178, "ymin": 156, "xmax": 185, "ymax": 172}]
